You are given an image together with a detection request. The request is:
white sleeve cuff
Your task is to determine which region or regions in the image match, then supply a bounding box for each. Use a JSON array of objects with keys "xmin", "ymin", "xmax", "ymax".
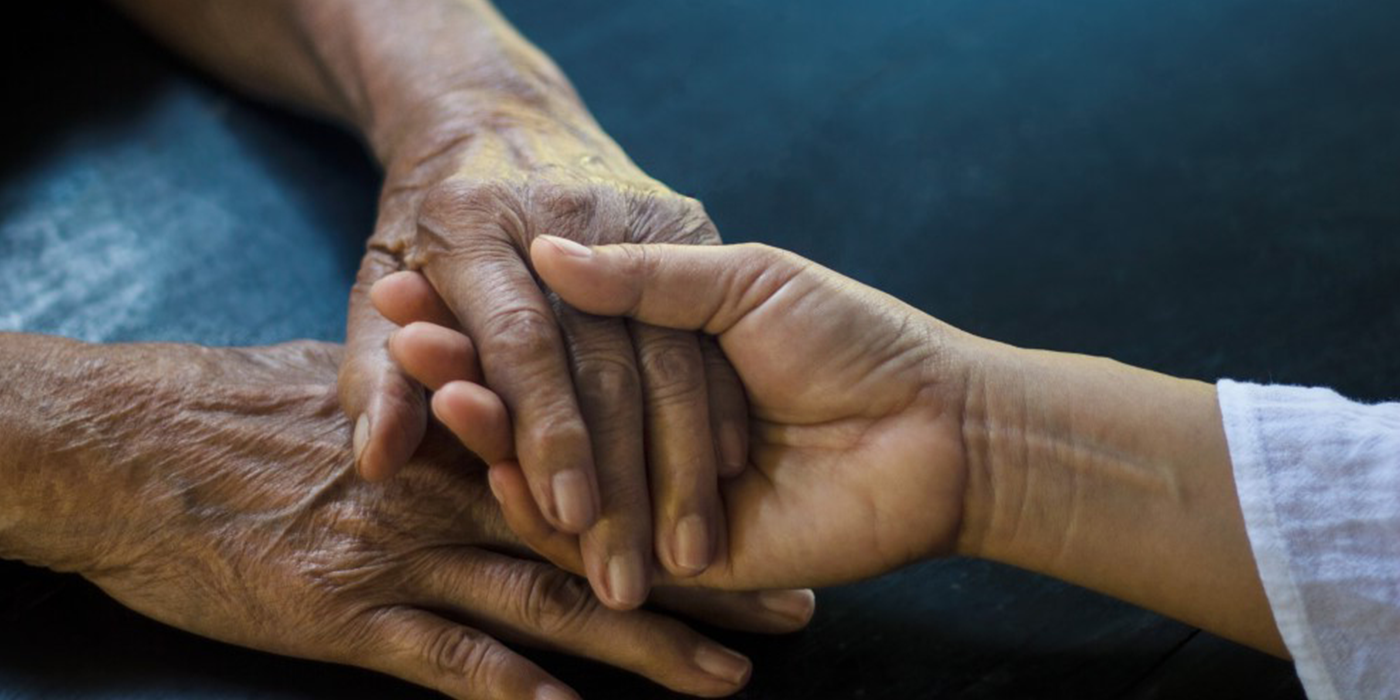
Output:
[{"xmin": 1218, "ymin": 380, "xmax": 1400, "ymax": 700}]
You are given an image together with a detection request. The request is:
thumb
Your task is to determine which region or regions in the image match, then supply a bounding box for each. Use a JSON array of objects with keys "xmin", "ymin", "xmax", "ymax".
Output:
[
  {"xmin": 529, "ymin": 236, "xmax": 810, "ymax": 335},
  {"xmin": 340, "ymin": 251, "xmax": 429, "ymax": 482}
]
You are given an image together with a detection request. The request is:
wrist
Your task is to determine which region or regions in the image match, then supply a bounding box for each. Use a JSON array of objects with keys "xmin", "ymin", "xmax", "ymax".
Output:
[
  {"xmin": 950, "ymin": 336, "xmax": 1027, "ymax": 561},
  {"xmin": 954, "ymin": 342, "xmax": 1216, "ymax": 563},
  {"xmin": 291, "ymin": 0, "xmax": 611, "ymax": 169},
  {"xmin": 376, "ymin": 91, "xmax": 631, "ymax": 183},
  {"xmin": 953, "ymin": 342, "xmax": 1282, "ymax": 650}
]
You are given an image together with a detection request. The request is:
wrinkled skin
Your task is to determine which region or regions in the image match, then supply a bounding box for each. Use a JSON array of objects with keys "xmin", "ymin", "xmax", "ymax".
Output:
[
  {"xmin": 116, "ymin": 0, "xmax": 744, "ymax": 615},
  {"xmin": 374, "ymin": 241, "xmax": 977, "ymax": 592},
  {"xmin": 2, "ymin": 338, "xmax": 808, "ymax": 700},
  {"xmin": 340, "ymin": 115, "xmax": 751, "ymax": 608}
]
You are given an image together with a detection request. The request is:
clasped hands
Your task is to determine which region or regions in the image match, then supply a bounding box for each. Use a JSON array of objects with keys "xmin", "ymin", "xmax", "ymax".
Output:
[
  {"xmin": 334, "ymin": 93, "xmax": 969, "ymax": 601},
  {"xmin": 327, "ymin": 114, "xmax": 982, "ymax": 697},
  {"xmin": 18, "ymin": 2, "xmax": 1282, "ymax": 697},
  {"xmin": 317, "ymin": 44, "xmax": 980, "ymax": 695},
  {"xmin": 18, "ymin": 187, "xmax": 1262, "ymax": 700},
  {"xmin": 12, "ymin": 122, "xmax": 967, "ymax": 700},
  {"xmin": 372, "ymin": 238, "xmax": 975, "ymax": 596}
]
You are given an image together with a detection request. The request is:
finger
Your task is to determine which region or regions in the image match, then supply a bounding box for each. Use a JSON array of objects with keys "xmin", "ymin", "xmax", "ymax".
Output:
[
  {"xmin": 649, "ymin": 587, "xmax": 816, "ymax": 635},
  {"xmin": 388, "ymin": 321, "xmax": 483, "ymax": 391},
  {"xmin": 630, "ymin": 323, "xmax": 723, "ymax": 578},
  {"xmin": 552, "ymin": 305, "xmax": 653, "ymax": 611},
  {"xmin": 488, "ymin": 463, "xmax": 817, "ymax": 636},
  {"xmin": 371, "ymin": 270, "xmax": 460, "ymax": 330},
  {"xmin": 529, "ymin": 236, "xmax": 810, "ymax": 335},
  {"xmin": 488, "ymin": 463, "xmax": 586, "ymax": 574},
  {"xmin": 700, "ymin": 337, "xmax": 749, "ymax": 478},
  {"xmin": 421, "ymin": 231, "xmax": 598, "ymax": 535},
  {"xmin": 491, "ymin": 460, "xmax": 809, "ymax": 635},
  {"xmin": 357, "ymin": 606, "xmax": 577, "ymax": 700},
  {"xmin": 433, "ymin": 381, "xmax": 516, "ymax": 467},
  {"xmin": 417, "ymin": 550, "xmax": 753, "ymax": 697},
  {"xmin": 386, "ymin": 324, "xmax": 503, "ymax": 463},
  {"xmin": 341, "ymin": 249, "xmax": 428, "ymax": 482}
]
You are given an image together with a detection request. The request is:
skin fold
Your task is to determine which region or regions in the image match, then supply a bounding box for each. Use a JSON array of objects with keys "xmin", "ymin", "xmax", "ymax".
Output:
[
  {"xmin": 0, "ymin": 333, "xmax": 815, "ymax": 700},
  {"xmin": 112, "ymin": 0, "xmax": 749, "ymax": 609},
  {"xmin": 377, "ymin": 238, "xmax": 1289, "ymax": 659}
]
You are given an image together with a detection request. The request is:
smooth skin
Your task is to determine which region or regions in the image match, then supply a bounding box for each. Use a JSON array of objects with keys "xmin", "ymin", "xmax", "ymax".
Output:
[
  {"xmin": 114, "ymin": 0, "xmax": 744, "ymax": 608},
  {"xmin": 0, "ymin": 334, "xmax": 815, "ymax": 700},
  {"xmin": 378, "ymin": 237, "xmax": 1288, "ymax": 658}
]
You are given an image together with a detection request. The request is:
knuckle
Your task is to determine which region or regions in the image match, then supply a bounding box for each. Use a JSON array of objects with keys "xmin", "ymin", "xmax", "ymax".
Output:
[
  {"xmin": 426, "ymin": 626, "xmax": 492, "ymax": 680},
  {"xmin": 573, "ymin": 355, "xmax": 641, "ymax": 407},
  {"xmin": 630, "ymin": 192, "xmax": 719, "ymax": 245},
  {"xmin": 526, "ymin": 411, "xmax": 590, "ymax": 459},
  {"xmin": 674, "ymin": 197, "xmax": 721, "ymax": 244},
  {"xmin": 413, "ymin": 179, "xmax": 525, "ymax": 261},
  {"xmin": 481, "ymin": 306, "xmax": 559, "ymax": 360},
  {"xmin": 677, "ymin": 194, "xmax": 709, "ymax": 219},
  {"xmin": 639, "ymin": 339, "xmax": 705, "ymax": 405},
  {"xmin": 618, "ymin": 242, "xmax": 653, "ymax": 279},
  {"xmin": 533, "ymin": 181, "xmax": 598, "ymax": 221},
  {"xmin": 519, "ymin": 567, "xmax": 598, "ymax": 636},
  {"xmin": 722, "ymin": 243, "xmax": 810, "ymax": 310}
]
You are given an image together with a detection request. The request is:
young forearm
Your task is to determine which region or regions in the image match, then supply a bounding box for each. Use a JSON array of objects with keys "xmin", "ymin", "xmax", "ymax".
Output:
[
  {"xmin": 955, "ymin": 339, "xmax": 1286, "ymax": 656},
  {"xmin": 112, "ymin": 0, "xmax": 612, "ymax": 165}
]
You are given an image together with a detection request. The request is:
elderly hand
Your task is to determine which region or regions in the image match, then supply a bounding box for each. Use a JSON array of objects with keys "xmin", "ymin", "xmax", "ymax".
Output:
[
  {"xmin": 0, "ymin": 336, "xmax": 813, "ymax": 699},
  {"xmin": 374, "ymin": 239, "xmax": 978, "ymax": 590},
  {"xmin": 338, "ymin": 105, "xmax": 746, "ymax": 609},
  {"xmin": 116, "ymin": 0, "xmax": 741, "ymax": 612}
]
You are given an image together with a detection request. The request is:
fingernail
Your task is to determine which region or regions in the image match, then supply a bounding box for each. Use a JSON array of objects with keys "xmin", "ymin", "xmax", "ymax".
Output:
[
  {"xmin": 551, "ymin": 469, "xmax": 597, "ymax": 531},
  {"xmin": 352, "ymin": 414, "xmax": 371, "ymax": 474},
  {"xmin": 759, "ymin": 589, "xmax": 816, "ymax": 623},
  {"xmin": 606, "ymin": 551, "xmax": 647, "ymax": 608},
  {"xmin": 719, "ymin": 422, "xmax": 747, "ymax": 472},
  {"xmin": 540, "ymin": 235, "xmax": 593, "ymax": 258},
  {"xmin": 673, "ymin": 514, "xmax": 711, "ymax": 574},
  {"xmin": 534, "ymin": 683, "xmax": 578, "ymax": 700},
  {"xmin": 694, "ymin": 644, "xmax": 751, "ymax": 686}
]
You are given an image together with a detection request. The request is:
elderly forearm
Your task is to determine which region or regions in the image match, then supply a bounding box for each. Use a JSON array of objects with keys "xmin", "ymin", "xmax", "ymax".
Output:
[
  {"xmin": 111, "ymin": 0, "xmax": 612, "ymax": 165},
  {"xmin": 0, "ymin": 334, "xmax": 133, "ymax": 571},
  {"xmin": 955, "ymin": 341, "xmax": 1286, "ymax": 656}
]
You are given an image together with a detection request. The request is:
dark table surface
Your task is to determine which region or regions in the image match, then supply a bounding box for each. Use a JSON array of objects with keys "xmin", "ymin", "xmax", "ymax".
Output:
[{"xmin": 3, "ymin": 1, "xmax": 1397, "ymax": 698}]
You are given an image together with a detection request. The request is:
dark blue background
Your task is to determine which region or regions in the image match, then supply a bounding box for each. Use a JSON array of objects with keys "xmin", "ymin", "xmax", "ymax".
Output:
[{"xmin": 4, "ymin": 0, "xmax": 1397, "ymax": 697}]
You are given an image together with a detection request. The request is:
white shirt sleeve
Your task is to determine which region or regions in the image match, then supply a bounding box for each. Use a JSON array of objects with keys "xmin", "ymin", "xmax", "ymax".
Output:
[{"xmin": 1218, "ymin": 380, "xmax": 1400, "ymax": 700}]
